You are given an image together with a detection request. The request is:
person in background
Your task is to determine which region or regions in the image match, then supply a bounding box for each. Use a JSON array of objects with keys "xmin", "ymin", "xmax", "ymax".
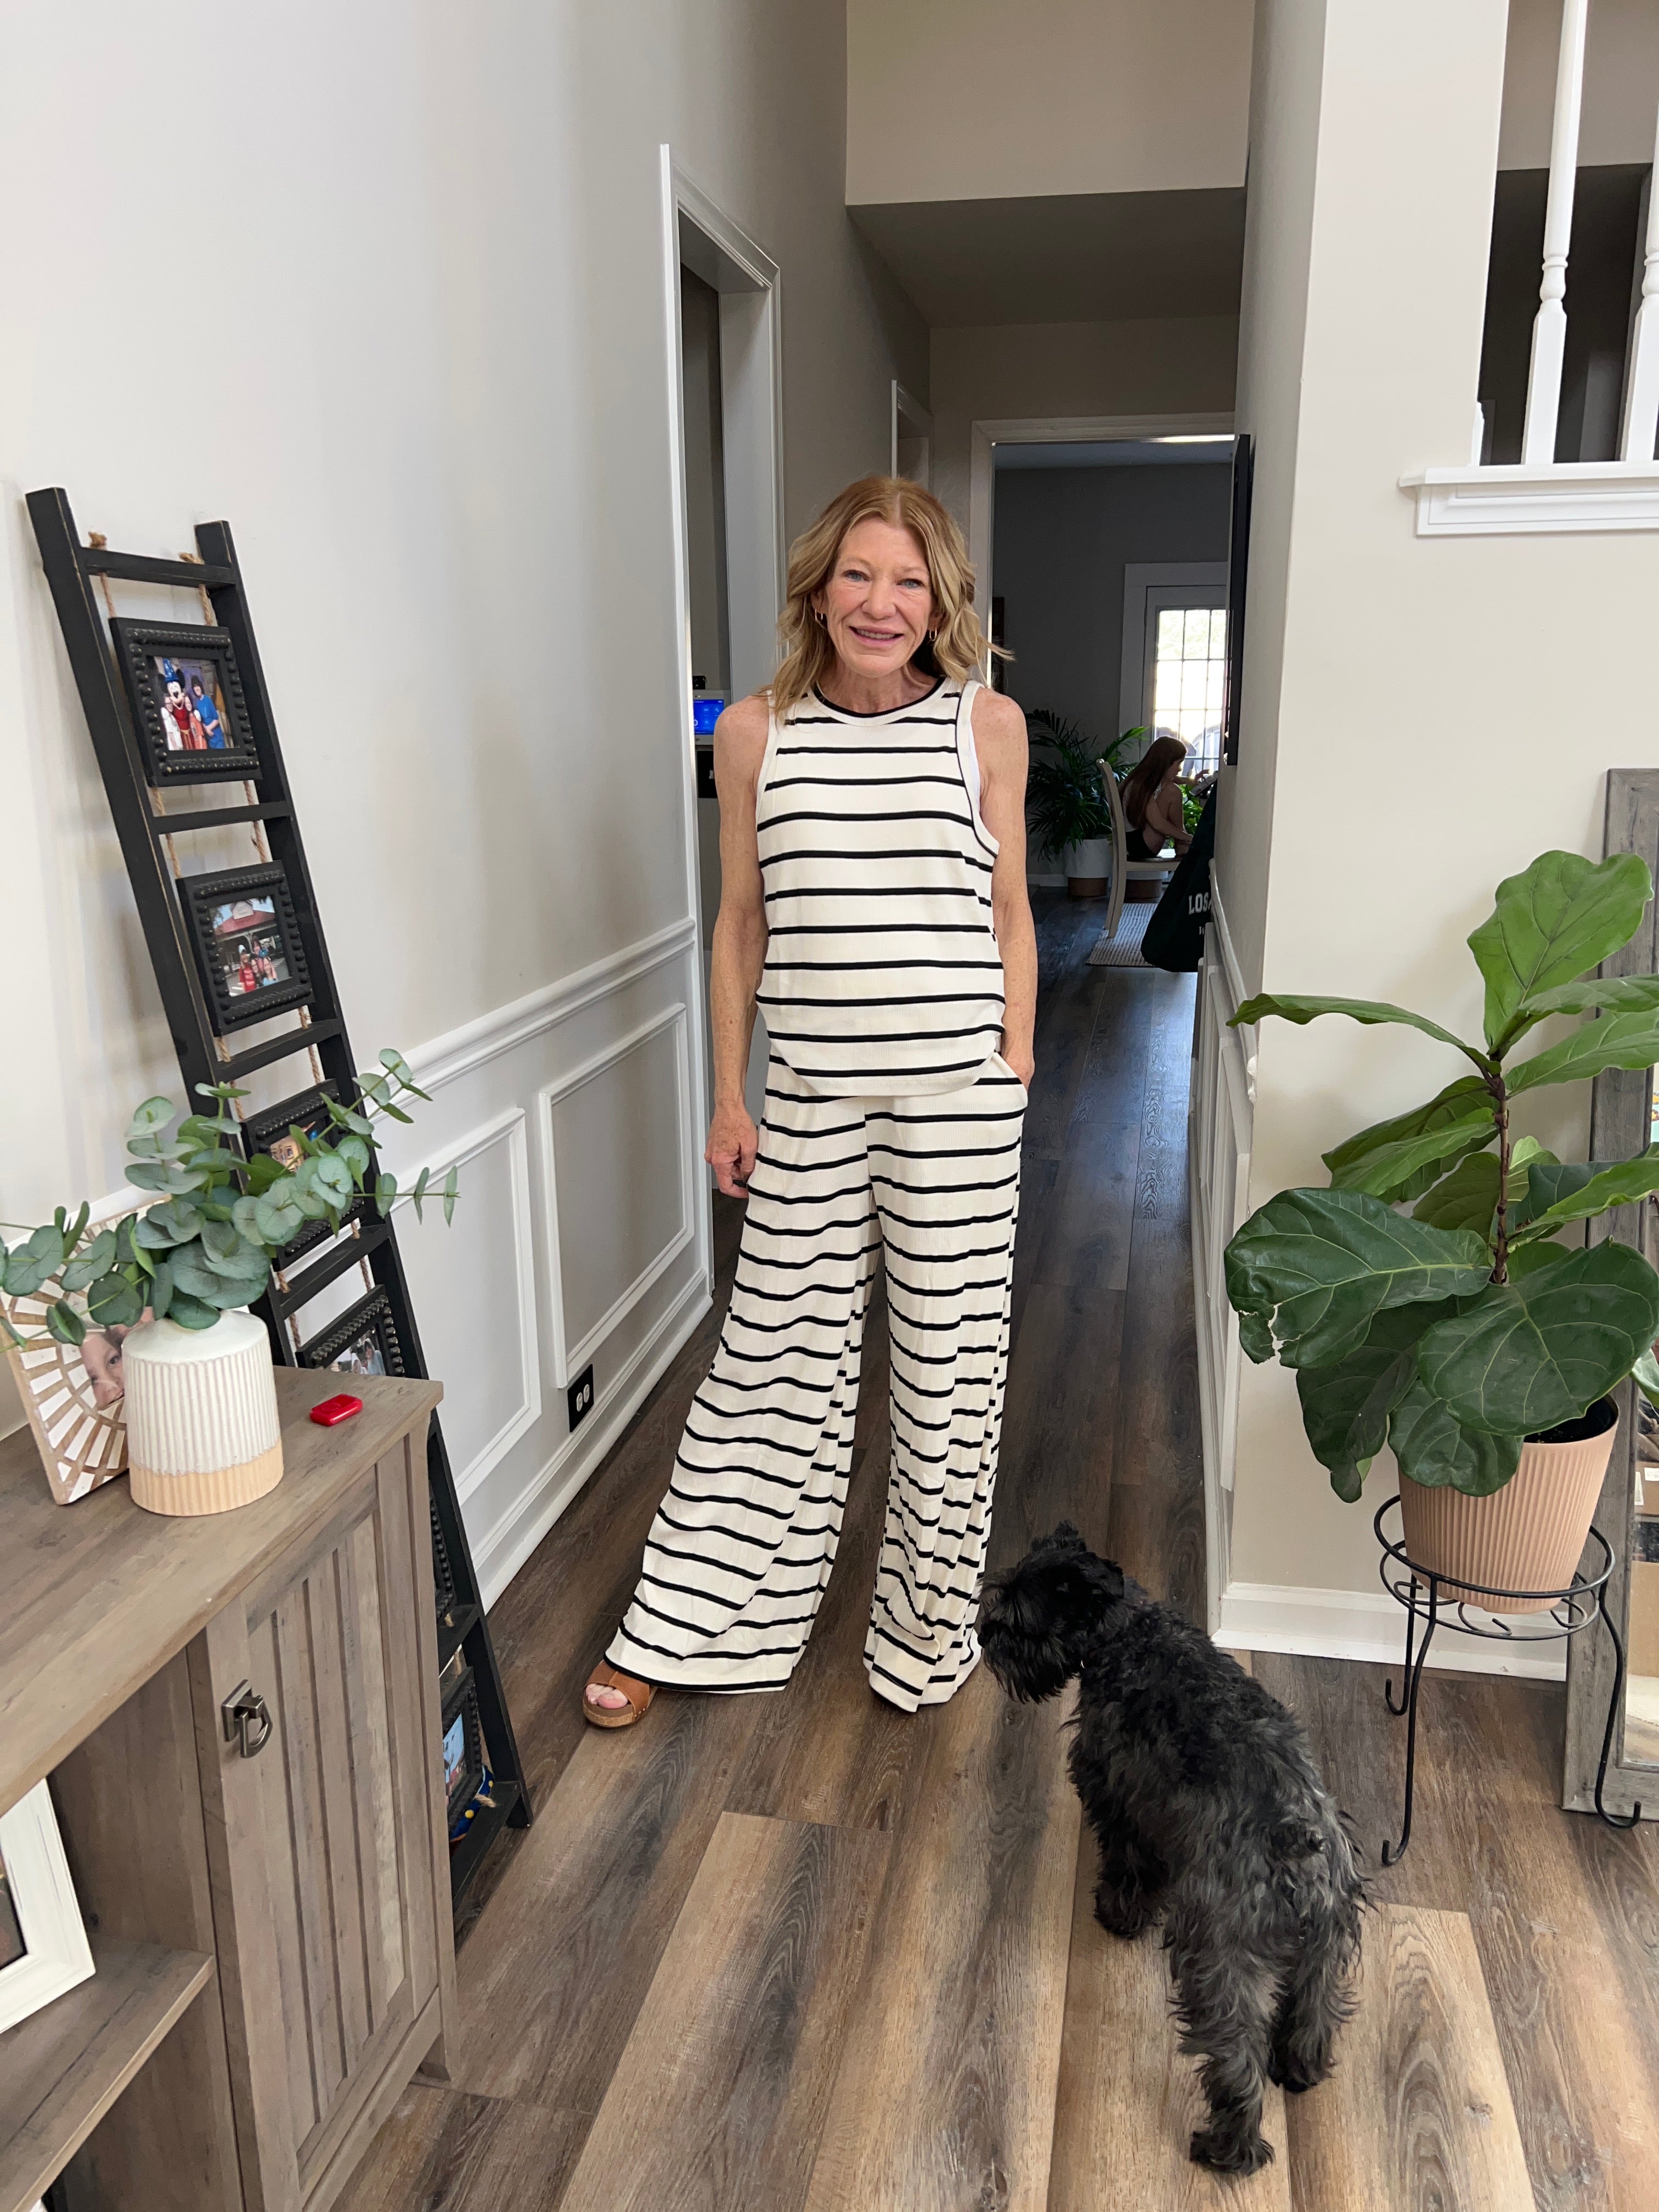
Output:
[{"xmin": 1120, "ymin": 732, "xmax": 1192, "ymax": 861}]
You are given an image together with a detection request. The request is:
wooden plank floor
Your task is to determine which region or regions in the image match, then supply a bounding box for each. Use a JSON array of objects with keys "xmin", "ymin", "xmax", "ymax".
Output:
[{"xmin": 339, "ymin": 894, "xmax": 1659, "ymax": 2212}]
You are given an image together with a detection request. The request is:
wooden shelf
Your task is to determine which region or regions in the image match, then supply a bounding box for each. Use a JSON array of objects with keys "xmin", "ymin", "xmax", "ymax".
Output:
[{"xmin": 0, "ymin": 1936, "xmax": 212, "ymax": 2212}]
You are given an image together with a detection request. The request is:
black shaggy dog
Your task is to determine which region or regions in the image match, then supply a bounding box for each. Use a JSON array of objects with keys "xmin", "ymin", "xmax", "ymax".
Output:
[{"xmin": 981, "ymin": 1525, "xmax": 1365, "ymax": 2177}]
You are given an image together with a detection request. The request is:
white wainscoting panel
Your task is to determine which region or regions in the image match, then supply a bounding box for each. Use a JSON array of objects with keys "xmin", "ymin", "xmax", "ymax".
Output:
[
  {"xmin": 393, "ymin": 1105, "xmax": 539, "ymax": 1502},
  {"xmin": 539, "ymin": 1004, "xmax": 694, "ymax": 1389},
  {"xmin": 375, "ymin": 914, "xmax": 711, "ymax": 1608},
  {"xmin": 1190, "ymin": 874, "xmax": 1254, "ymax": 1630}
]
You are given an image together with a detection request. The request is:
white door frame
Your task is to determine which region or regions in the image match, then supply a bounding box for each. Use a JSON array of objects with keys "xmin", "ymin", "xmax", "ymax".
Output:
[
  {"xmin": 1120, "ymin": 560, "xmax": 1228, "ymax": 744},
  {"xmin": 968, "ymin": 410, "xmax": 1235, "ymax": 621},
  {"xmin": 892, "ymin": 380, "xmax": 934, "ymax": 483},
  {"xmin": 659, "ymin": 148, "xmax": 785, "ymax": 1286}
]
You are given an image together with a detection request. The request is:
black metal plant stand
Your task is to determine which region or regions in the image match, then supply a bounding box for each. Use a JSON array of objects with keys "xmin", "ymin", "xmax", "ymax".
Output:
[
  {"xmin": 1373, "ymin": 1496, "xmax": 1640, "ymax": 1864},
  {"xmin": 26, "ymin": 488, "xmax": 531, "ymax": 1914}
]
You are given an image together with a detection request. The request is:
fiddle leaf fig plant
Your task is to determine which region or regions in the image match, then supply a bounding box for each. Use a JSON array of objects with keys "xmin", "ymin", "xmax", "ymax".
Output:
[
  {"xmin": 1, "ymin": 1049, "xmax": 454, "ymax": 1348},
  {"xmin": 1224, "ymin": 850, "xmax": 1659, "ymax": 1502}
]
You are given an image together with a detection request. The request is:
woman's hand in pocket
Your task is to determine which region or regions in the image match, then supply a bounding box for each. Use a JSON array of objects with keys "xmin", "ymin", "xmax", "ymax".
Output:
[
  {"xmin": 707, "ymin": 1103, "xmax": 759, "ymax": 1197},
  {"xmin": 1001, "ymin": 1045, "xmax": 1035, "ymax": 1089}
]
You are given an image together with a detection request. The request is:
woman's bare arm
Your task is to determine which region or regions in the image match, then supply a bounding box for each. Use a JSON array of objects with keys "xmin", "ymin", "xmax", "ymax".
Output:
[
  {"xmin": 973, "ymin": 687, "xmax": 1037, "ymax": 1087},
  {"xmin": 707, "ymin": 695, "xmax": 770, "ymax": 1194}
]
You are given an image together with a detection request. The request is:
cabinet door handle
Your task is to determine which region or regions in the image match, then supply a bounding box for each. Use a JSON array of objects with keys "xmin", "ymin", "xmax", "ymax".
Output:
[{"xmin": 221, "ymin": 1680, "xmax": 274, "ymax": 1758}]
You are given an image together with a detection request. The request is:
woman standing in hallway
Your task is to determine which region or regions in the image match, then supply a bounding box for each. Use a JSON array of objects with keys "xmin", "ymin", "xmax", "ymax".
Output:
[{"xmin": 585, "ymin": 476, "xmax": 1035, "ymax": 1725}]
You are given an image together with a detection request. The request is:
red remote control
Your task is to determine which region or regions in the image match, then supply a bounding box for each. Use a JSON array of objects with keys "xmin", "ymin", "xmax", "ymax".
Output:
[{"xmin": 310, "ymin": 1393, "xmax": 363, "ymax": 1427}]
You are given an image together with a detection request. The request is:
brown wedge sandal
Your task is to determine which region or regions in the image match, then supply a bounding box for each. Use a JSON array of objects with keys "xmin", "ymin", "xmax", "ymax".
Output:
[{"xmin": 583, "ymin": 1662, "xmax": 655, "ymax": 1729}]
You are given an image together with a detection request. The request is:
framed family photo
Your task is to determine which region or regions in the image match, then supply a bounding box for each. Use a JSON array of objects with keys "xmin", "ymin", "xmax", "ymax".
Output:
[
  {"xmin": 0, "ymin": 1778, "xmax": 95, "ymax": 2034},
  {"xmin": 298, "ymin": 1287, "xmax": 405, "ymax": 1380},
  {"xmin": 440, "ymin": 1661, "xmax": 484, "ymax": 1824},
  {"xmin": 179, "ymin": 862, "xmax": 312, "ymax": 1033},
  {"xmin": 241, "ymin": 1082, "xmax": 366, "ymax": 1260},
  {"xmin": 110, "ymin": 619, "xmax": 259, "ymax": 784}
]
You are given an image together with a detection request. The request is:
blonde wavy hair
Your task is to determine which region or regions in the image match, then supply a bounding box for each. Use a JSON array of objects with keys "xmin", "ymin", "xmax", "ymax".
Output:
[{"xmin": 770, "ymin": 475, "xmax": 998, "ymax": 716}]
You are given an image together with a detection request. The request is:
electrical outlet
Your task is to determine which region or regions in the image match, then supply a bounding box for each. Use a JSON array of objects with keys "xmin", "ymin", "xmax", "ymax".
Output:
[{"xmin": 567, "ymin": 1363, "xmax": 595, "ymax": 1430}]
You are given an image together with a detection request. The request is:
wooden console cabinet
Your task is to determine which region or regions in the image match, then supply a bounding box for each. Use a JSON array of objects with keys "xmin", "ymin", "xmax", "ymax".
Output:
[{"xmin": 0, "ymin": 1370, "xmax": 454, "ymax": 2212}]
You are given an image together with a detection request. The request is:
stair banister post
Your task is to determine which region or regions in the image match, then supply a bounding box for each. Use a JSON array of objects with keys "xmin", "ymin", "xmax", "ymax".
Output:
[
  {"xmin": 1618, "ymin": 96, "xmax": 1659, "ymax": 463},
  {"xmin": 1521, "ymin": 0, "xmax": 1590, "ymax": 466}
]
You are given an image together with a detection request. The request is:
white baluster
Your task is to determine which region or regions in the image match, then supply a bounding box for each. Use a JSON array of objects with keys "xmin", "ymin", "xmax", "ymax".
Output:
[
  {"xmin": 1619, "ymin": 97, "xmax": 1659, "ymax": 463},
  {"xmin": 1522, "ymin": 0, "xmax": 1590, "ymax": 466}
]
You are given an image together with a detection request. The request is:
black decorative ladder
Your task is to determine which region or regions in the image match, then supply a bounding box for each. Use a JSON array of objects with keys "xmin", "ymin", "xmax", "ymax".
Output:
[{"xmin": 26, "ymin": 487, "xmax": 531, "ymax": 1910}]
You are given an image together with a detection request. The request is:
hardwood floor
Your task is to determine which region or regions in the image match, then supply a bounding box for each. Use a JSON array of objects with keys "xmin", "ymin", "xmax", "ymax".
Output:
[{"xmin": 340, "ymin": 894, "xmax": 1659, "ymax": 2212}]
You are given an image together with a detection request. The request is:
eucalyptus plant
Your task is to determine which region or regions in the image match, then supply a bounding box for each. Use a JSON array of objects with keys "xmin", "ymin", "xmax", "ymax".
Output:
[
  {"xmin": 1025, "ymin": 714, "xmax": 1142, "ymax": 854},
  {"xmin": 1224, "ymin": 850, "xmax": 1659, "ymax": 1501},
  {"xmin": 0, "ymin": 1050, "xmax": 454, "ymax": 1347}
]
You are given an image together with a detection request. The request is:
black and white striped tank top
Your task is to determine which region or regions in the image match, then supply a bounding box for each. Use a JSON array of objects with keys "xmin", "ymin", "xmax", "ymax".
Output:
[{"xmin": 754, "ymin": 675, "xmax": 1006, "ymax": 1097}]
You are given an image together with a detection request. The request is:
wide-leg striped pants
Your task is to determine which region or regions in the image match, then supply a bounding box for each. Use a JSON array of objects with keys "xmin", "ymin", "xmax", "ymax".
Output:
[{"xmin": 608, "ymin": 1052, "xmax": 1026, "ymax": 1711}]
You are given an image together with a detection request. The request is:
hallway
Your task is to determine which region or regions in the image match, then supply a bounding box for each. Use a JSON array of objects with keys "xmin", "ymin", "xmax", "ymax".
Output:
[{"xmin": 338, "ymin": 899, "xmax": 1659, "ymax": 2212}]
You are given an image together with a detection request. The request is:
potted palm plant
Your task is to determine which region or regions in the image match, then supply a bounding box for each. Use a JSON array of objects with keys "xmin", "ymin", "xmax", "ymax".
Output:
[
  {"xmin": 1224, "ymin": 850, "xmax": 1659, "ymax": 1609},
  {"xmin": 1025, "ymin": 713, "xmax": 1141, "ymax": 896},
  {"xmin": 1, "ymin": 1050, "xmax": 452, "ymax": 1515}
]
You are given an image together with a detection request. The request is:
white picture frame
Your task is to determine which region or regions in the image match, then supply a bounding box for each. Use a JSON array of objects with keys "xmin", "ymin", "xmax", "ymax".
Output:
[{"xmin": 0, "ymin": 1778, "xmax": 95, "ymax": 2033}]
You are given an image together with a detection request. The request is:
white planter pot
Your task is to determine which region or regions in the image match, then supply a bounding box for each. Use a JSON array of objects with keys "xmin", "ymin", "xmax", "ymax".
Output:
[
  {"xmin": 121, "ymin": 1308, "xmax": 284, "ymax": 1516},
  {"xmin": 1064, "ymin": 838, "xmax": 1111, "ymax": 895}
]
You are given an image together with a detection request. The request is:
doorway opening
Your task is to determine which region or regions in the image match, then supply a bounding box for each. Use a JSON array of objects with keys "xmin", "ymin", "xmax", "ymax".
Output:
[
  {"xmin": 662, "ymin": 159, "xmax": 784, "ymax": 1241},
  {"xmin": 979, "ymin": 421, "xmax": 1235, "ymax": 888}
]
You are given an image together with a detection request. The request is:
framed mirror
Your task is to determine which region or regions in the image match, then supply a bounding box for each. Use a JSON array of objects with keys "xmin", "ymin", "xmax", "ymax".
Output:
[{"xmin": 1565, "ymin": 769, "xmax": 1659, "ymax": 1819}]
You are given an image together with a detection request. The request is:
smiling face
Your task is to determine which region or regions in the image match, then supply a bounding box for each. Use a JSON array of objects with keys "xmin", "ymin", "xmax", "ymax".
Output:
[{"xmin": 814, "ymin": 517, "xmax": 935, "ymax": 685}]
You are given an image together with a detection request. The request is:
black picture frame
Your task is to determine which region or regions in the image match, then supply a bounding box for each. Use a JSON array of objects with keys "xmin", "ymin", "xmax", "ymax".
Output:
[
  {"xmin": 110, "ymin": 619, "xmax": 260, "ymax": 785},
  {"xmin": 1222, "ymin": 432, "xmax": 1254, "ymax": 769},
  {"xmin": 179, "ymin": 862, "xmax": 312, "ymax": 1034},
  {"xmin": 441, "ymin": 1664, "xmax": 484, "ymax": 1823},
  {"xmin": 240, "ymin": 1081, "xmax": 368, "ymax": 1261},
  {"xmin": 297, "ymin": 1286, "xmax": 406, "ymax": 1381}
]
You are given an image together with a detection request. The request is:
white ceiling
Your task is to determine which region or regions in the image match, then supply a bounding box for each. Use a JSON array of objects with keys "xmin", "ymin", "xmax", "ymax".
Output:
[
  {"xmin": 848, "ymin": 187, "xmax": 1244, "ymax": 329},
  {"xmin": 994, "ymin": 438, "xmax": 1234, "ymax": 471}
]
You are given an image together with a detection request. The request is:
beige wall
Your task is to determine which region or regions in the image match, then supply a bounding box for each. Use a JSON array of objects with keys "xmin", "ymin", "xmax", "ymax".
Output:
[
  {"xmin": 847, "ymin": 0, "xmax": 1253, "ymax": 204},
  {"xmin": 1499, "ymin": 0, "xmax": 1659, "ymax": 168},
  {"xmin": 1218, "ymin": 0, "xmax": 1659, "ymax": 1604},
  {"xmin": 929, "ymin": 317, "xmax": 1240, "ymax": 531},
  {"xmin": 0, "ymin": 0, "xmax": 918, "ymax": 1217},
  {"xmin": 0, "ymin": 0, "xmax": 922, "ymax": 1488}
]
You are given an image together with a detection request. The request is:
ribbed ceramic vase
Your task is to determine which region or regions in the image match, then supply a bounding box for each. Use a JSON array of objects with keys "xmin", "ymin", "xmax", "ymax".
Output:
[
  {"xmin": 121, "ymin": 1308, "xmax": 284, "ymax": 1516},
  {"xmin": 1397, "ymin": 1397, "xmax": 1618, "ymax": 1614}
]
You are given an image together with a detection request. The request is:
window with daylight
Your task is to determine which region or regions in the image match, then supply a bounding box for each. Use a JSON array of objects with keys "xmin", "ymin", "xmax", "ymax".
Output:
[{"xmin": 1152, "ymin": 605, "xmax": 1227, "ymax": 774}]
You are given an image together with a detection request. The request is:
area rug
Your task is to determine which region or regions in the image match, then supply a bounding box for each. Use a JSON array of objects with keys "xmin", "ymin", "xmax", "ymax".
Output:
[{"xmin": 1087, "ymin": 902, "xmax": 1155, "ymax": 967}]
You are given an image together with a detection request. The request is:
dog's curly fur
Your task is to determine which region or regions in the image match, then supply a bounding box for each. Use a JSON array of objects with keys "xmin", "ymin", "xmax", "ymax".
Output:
[{"xmin": 980, "ymin": 1525, "xmax": 1366, "ymax": 2177}]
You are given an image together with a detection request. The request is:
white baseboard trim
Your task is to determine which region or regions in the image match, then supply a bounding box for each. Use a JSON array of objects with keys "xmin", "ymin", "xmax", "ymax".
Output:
[
  {"xmin": 1216, "ymin": 1579, "xmax": 1567, "ymax": 1681},
  {"xmin": 471, "ymin": 1267, "xmax": 710, "ymax": 1610}
]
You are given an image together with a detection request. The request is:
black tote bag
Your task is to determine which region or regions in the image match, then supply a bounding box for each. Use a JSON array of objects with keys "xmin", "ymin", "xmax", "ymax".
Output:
[{"xmin": 1141, "ymin": 788, "xmax": 1217, "ymax": 973}]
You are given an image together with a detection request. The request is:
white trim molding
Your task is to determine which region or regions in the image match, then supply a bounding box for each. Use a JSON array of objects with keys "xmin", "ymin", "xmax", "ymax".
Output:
[
  {"xmin": 538, "ymin": 1001, "xmax": 696, "ymax": 1390},
  {"xmin": 407, "ymin": 916, "xmax": 696, "ymax": 1092},
  {"xmin": 1401, "ymin": 462, "xmax": 1659, "ymax": 537},
  {"xmin": 394, "ymin": 1104, "xmax": 541, "ymax": 1502},
  {"xmin": 1216, "ymin": 1579, "xmax": 1566, "ymax": 1681}
]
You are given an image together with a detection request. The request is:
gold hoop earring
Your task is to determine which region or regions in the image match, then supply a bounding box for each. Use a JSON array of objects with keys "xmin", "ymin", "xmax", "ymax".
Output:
[
  {"xmin": 927, "ymin": 627, "xmax": 938, "ymax": 641},
  {"xmin": 813, "ymin": 608, "xmax": 827, "ymax": 628}
]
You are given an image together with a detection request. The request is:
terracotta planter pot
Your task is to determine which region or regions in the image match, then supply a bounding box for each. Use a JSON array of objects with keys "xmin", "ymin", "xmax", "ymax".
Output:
[{"xmin": 1398, "ymin": 1397, "xmax": 1617, "ymax": 1613}]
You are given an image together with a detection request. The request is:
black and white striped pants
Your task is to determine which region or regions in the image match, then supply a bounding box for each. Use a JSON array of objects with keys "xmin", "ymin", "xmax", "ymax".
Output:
[{"xmin": 608, "ymin": 1053, "xmax": 1026, "ymax": 1711}]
